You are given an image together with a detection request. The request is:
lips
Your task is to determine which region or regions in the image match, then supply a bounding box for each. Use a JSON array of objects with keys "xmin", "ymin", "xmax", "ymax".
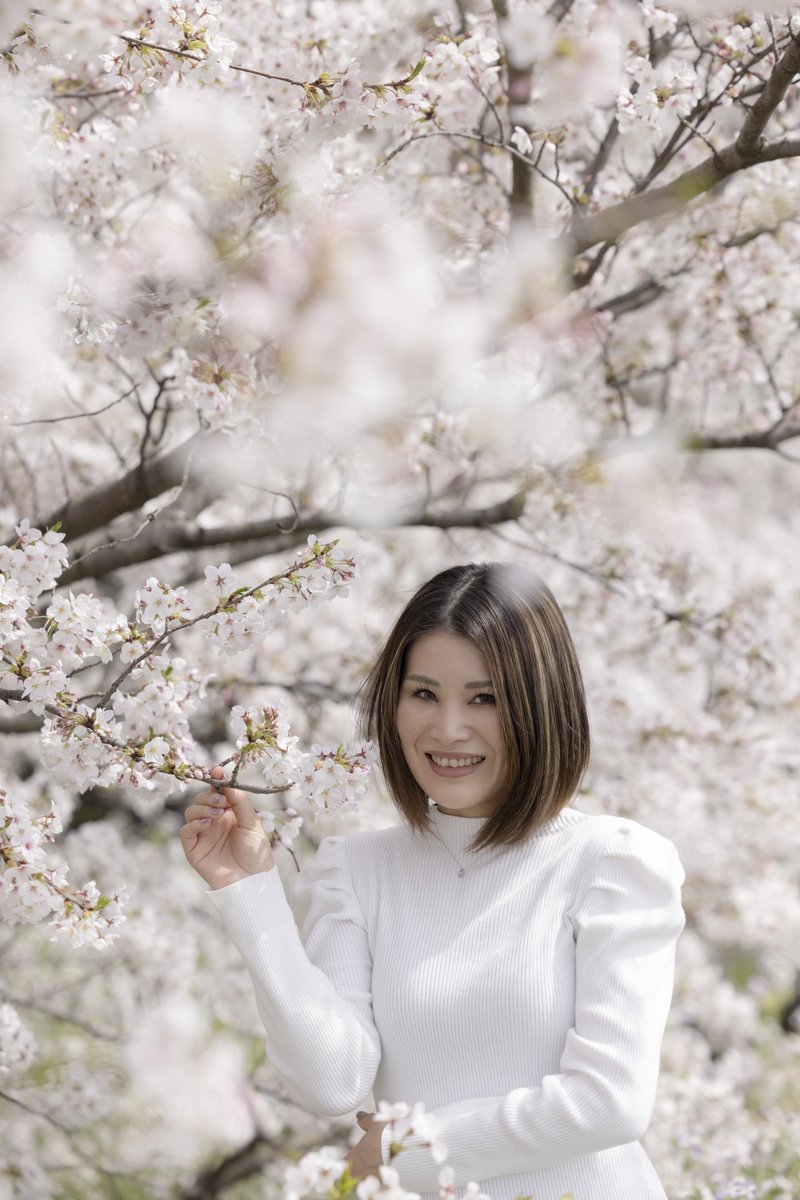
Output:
[{"xmin": 424, "ymin": 752, "xmax": 487, "ymax": 780}]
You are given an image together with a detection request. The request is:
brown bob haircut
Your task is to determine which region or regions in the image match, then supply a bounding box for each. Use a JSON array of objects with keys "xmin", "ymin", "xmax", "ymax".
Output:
[{"xmin": 358, "ymin": 562, "xmax": 590, "ymax": 850}]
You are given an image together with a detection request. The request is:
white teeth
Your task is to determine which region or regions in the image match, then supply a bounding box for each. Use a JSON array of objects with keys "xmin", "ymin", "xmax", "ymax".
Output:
[{"xmin": 429, "ymin": 754, "xmax": 484, "ymax": 768}]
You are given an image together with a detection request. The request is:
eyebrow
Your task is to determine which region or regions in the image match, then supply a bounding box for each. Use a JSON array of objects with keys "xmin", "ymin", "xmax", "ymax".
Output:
[{"xmin": 405, "ymin": 674, "xmax": 494, "ymax": 689}]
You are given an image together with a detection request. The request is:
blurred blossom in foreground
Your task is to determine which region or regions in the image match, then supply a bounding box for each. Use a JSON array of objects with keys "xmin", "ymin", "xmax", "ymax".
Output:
[{"xmin": 124, "ymin": 995, "xmax": 255, "ymax": 1164}]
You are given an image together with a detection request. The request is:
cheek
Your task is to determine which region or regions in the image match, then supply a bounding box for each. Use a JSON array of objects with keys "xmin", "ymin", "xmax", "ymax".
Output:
[
  {"xmin": 486, "ymin": 719, "xmax": 506, "ymax": 764},
  {"xmin": 395, "ymin": 701, "xmax": 416, "ymax": 747}
]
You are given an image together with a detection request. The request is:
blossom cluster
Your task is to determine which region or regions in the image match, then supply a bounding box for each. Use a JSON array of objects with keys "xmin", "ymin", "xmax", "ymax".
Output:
[
  {"xmin": 0, "ymin": 1003, "xmax": 37, "ymax": 1079},
  {"xmin": 102, "ymin": 0, "xmax": 238, "ymax": 91},
  {"xmin": 2, "ymin": 536, "xmax": 359, "ymax": 795},
  {"xmin": 283, "ymin": 1145, "xmax": 348, "ymax": 1200},
  {"xmin": 58, "ymin": 276, "xmax": 119, "ymax": 346},
  {"xmin": 2, "ymin": 524, "xmax": 372, "ymax": 838},
  {"xmin": 99, "ymin": 0, "xmax": 426, "ymax": 144},
  {"xmin": 259, "ymin": 806, "xmax": 303, "ymax": 850},
  {"xmin": 227, "ymin": 702, "xmax": 375, "ymax": 824},
  {"xmin": 40, "ymin": 706, "xmax": 122, "ymax": 791},
  {"xmin": 0, "ymin": 790, "xmax": 126, "ymax": 948},
  {"xmin": 617, "ymin": 55, "xmax": 703, "ymax": 139},
  {"xmin": 293, "ymin": 743, "xmax": 376, "ymax": 815},
  {"xmin": 135, "ymin": 576, "xmax": 194, "ymax": 636},
  {"xmin": 307, "ymin": 58, "xmax": 428, "ymax": 141},
  {"xmin": 377, "ymin": 1100, "xmax": 448, "ymax": 1168},
  {"xmin": 179, "ymin": 341, "xmax": 258, "ymax": 426},
  {"xmin": 204, "ymin": 539, "xmax": 359, "ymax": 655},
  {"xmin": 1, "ymin": 0, "xmax": 800, "ymax": 1195},
  {"xmin": 0, "ymin": 520, "xmax": 68, "ymax": 599},
  {"xmin": 1, "ymin": 523, "xmax": 132, "ymax": 717},
  {"xmin": 282, "ymin": 1101, "xmax": 496, "ymax": 1200}
]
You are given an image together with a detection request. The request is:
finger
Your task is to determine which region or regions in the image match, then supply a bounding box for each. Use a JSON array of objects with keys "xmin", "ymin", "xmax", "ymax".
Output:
[
  {"xmin": 206, "ymin": 764, "xmax": 260, "ymax": 831},
  {"xmin": 179, "ymin": 817, "xmax": 212, "ymax": 840},
  {"xmin": 208, "ymin": 764, "xmax": 245, "ymax": 803},
  {"xmin": 184, "ymin": 802, "xmax": 227, "ymax": 821},
  {"xmin": 356, "ymin": 1111, "xmax": 375, "ymax": 1130},
  {"xmin": 190, "ymin": 791, "xmax": 230, "ymax": 812}
]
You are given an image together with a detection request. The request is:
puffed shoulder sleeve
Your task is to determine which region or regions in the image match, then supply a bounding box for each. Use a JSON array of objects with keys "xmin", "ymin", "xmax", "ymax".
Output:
[
  {"xmin": 207, "ymin": 837, "xmax": 381, "ymax": 1116},
  {"xmin": 387, "ymin": 821, "xmax": 686, "ymax": 1192}
]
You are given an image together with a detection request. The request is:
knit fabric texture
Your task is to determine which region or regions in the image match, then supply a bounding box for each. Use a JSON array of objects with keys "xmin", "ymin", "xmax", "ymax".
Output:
[{"xmin": 207, "ymin": 804, "xmax": 685, "ymax": 1200}]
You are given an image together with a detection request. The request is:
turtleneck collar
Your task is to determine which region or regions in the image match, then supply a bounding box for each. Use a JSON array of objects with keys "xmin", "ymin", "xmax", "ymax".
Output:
[
  {"xmin": 428, "ymin": 804, "xmax": 489, "ymax": 854},
  {"xmin": 427, "ymin": 801, "xmax": 581, "ymax": 854}
]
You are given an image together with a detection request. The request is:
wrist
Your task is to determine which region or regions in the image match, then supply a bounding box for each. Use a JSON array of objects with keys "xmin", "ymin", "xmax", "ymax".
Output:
[{"xmin": 210, "ymin": 863, "xmax": 273, "ymax": 890}]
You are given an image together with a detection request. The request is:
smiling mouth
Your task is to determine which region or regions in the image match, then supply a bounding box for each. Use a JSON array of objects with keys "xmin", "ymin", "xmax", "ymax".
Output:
[{"xmin": 427, "ymin": 753, "xmax": 485, "ymax": 768}]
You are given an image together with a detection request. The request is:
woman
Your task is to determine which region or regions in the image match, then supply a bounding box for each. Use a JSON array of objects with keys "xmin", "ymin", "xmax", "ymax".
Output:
[{"xmin": 180, "ymin": 562, "xmax": 685, "ymax": 1199}]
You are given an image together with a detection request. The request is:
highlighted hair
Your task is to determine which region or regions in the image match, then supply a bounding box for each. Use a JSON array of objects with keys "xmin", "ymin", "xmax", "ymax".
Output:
[{"xmin": 358, "ymin": 563, "xmax": 590, "ymax": 849}]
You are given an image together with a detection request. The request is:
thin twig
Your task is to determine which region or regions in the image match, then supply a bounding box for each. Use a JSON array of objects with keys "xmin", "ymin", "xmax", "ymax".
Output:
[
  {"xmin": 11, "ymin": 386, "xmax": 139, "ymax": 427},
  {"xmin": 119, "ymin": 35, "xmax": 425, "ymax": 92}
]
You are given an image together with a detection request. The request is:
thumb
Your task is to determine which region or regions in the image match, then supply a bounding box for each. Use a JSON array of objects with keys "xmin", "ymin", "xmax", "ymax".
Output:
[
  {"xmin": 356, "ymin": 1111, "xmax": 375, "ymax": 1130},
  {"xmin": 208, "ymin": 764, "xmax": 259, "ymax": 831}
]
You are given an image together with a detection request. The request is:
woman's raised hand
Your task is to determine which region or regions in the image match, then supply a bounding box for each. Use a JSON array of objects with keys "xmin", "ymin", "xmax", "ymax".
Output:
[{"xmin": 180, "ymin": 765, "xmax": 275, "ymax": 889}]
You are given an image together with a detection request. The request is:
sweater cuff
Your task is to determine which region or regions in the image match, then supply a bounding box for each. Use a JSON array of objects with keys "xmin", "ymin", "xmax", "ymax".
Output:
[
  {"xmin": 380, "ymin": 1115, "xmax": 452, "ymax": 1190},
  {"xmin": 206, "ymin": 866, "xmax": 281, "ymax": 918},
  {"xmin": 389, "ymin": 1136, "xmax": 442, "ymax": 1192}
]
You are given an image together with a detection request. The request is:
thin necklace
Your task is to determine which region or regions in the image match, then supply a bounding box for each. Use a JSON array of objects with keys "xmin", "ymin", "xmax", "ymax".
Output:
[
  {"xmin": 432, "ymin": 826, "xmax": 468, "ymax": 877},
  {"xmin": 430, "ymin": 811, "xmax": 509, "ymax": 877}
]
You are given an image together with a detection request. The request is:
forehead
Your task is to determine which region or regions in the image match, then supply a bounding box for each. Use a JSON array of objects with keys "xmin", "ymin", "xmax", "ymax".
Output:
[{"xmin": 403, "ymin": 631, "xmax": 490, "ymax": 682}]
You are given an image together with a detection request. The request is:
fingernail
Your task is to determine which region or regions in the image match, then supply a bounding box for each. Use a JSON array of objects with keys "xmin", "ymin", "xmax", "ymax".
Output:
[{"xmin": 199, "ymin": 817, "xmax": 212, "ymax": 825}]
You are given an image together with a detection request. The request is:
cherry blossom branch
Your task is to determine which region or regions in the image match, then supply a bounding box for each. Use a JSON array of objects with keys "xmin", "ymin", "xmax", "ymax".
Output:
[
  {"xmin": 119, "ymin": 34, "xmax": 309, "ymax": 87},
  {"xmin": 570, "ymin": 135, "xmax": 800, "ymax": 251},
  {"xmin": 45, "ymin": 709, "xmax": 295, "ymax": 795},
  {"xmin": 0, "ymin": 1088, "xmax": 74, "ymax": 1137},
  {"xmin": 95, "ymin": 541, "xmax": 345, "ymax": 708},
  {"xmin": 38, "ymin": 432, "xmax": 208, "ymax": 544},
  {"xmin": 634, "ymin": 40, "xmax": 782, "ymax": 194},
  {"xmin": 381, "ymin": 128, "xmax": 579, "ymax": 214},
  {"xmin": 583, "ymin": 110, "xmax": 622, "ymax": 200},
  {"xmin": 4, "ymin": 994, "xmax": 115, "ymax": 1042},
  {"xmin": 593, "ymin": 277, "xmax": 666, "ymax": 315},
  {"xmin": 685, "ymin": 422, "xmax": 800, "ymax": 451},
  {"xmin": 547, "ymin": 0, "xmax": 578, "ymax": 20},
  {"xmin": 118, "ymin": 35, "xmax": 425, "ymax": 94},
  {"xmin": 62, "ymin": 477, "xmax": 201, "ymax": 581},
  {"xmin": 10, "ymin": 385, "xmax": 139, "ymax": 427},
  {"xmin": 582, "ymin": 27, "xmax": 680, "ymax": 199},
  {"xmin": 570, "ymin": 34, "xmax": 800, "ymax": 251},
  {"xmin": 59, "ymin": 487, "xmax": 529, "ymax": 584},
  {"xmin": 0, "ymin": 712, "xmax": 40, "ymax": 734},
  {"xmin": 490, "ymin": 0, "xmax": 533, "ymax": 221},
  {"xmin": 177, "ymin": 1130, "xmax": 338, "ymax": 1200},
  {"xmin": 735, "ymin": 33, "xmax": 800, "ymax": 157}
]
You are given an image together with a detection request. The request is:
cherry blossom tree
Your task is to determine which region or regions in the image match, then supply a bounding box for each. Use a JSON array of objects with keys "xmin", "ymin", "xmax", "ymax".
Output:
[{"xmin": 1, "ymin": 0, "xmax": 800, "ymax": 1197}]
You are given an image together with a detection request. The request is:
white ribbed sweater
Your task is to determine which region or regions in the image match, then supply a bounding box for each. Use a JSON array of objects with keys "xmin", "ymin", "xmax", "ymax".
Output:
[{"xmin": 208, "ymin": 805, "xmax": 685, "ymax": 1200}]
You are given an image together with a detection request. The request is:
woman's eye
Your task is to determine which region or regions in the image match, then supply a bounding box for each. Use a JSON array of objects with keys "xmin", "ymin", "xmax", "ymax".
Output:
[
  {"xmin": 412, "ymin": 687, "xmax": 436, "ymax": 701},
  {"xmin": 471, "ymin": 692, "xmax": 496, "ymax": 705}
]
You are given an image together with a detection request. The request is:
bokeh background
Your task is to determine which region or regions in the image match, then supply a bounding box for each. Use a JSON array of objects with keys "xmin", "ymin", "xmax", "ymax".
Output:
[{"xmin": 1, "ymin": 1, "xmax": 799, "ymax": 1197}]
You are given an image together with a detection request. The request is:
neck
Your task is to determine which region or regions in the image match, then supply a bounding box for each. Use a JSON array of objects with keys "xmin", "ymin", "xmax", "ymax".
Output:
[{"xmin": 433, "ymin": 804, "xmax": 492, "ymax": 819}]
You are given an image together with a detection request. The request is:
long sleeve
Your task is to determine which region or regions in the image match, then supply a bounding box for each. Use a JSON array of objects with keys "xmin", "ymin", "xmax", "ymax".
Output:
[
  {"xmin": 385, "ymin": 823, "xmax": 685, "ymax": 1191},
  {"xmin": 207, "ymin": 836, "xmax": 381, "ymax": 1115}
]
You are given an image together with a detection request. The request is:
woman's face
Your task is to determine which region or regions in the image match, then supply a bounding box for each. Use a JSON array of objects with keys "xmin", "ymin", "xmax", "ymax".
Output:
[{"xmin": 395, "ymin": 631, "xmax": 506, "ymax": 819}]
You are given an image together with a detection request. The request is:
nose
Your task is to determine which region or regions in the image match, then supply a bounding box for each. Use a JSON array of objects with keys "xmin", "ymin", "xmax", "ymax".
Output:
[{"xmin": 430, "ymin": 701, "xmax": 469, "ymax": 744}]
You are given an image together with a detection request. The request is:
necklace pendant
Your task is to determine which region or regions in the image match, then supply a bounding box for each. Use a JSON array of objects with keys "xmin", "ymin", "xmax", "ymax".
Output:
[{"xmin": 457, "ymin": 867, "xmax": 465, "ymax": 877}]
